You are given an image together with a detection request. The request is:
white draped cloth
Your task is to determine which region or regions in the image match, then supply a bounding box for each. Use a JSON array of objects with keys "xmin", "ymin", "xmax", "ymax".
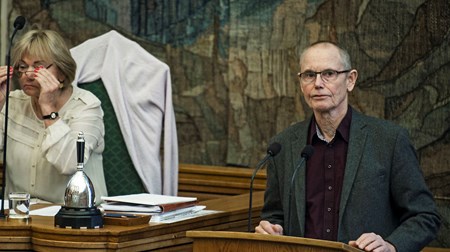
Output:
[{"xmin": 70, "ymin": 30, "xmax": 178, "ymax": 195}]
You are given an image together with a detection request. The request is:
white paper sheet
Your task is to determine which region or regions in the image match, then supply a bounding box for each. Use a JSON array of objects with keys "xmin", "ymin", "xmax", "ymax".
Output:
[
  {"xmin": 150, "ymin": 205, "xmax": 206, "ymax": 222},
  {"xmin": 29, "ymin": 205, "xmax": 62, "ymax": 217},
  {"xmin": 150, "ymin": 208, "xmax": 220, "ymax": 223},
  {"xmin": 101, "ymin": 202, "xmax": 161, "ymax": 213},
  {"xmin": 101, "ymin": 193, "xmax": 197, "ymax": 206}
]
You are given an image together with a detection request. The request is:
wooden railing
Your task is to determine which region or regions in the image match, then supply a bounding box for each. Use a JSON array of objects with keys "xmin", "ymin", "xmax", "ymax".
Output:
[
  {"xmin": 0, "ymin": 163, "xmax": 265, "ymax": 202},
  {"xmin": 178, "ymin": 163, "xmax": 266, "ymax": 201}
]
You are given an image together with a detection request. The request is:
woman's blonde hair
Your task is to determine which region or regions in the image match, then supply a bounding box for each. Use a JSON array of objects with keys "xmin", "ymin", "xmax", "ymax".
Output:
[{"xmin": 12, "ymin": 29, "xmax": 76, "ymax": 87}]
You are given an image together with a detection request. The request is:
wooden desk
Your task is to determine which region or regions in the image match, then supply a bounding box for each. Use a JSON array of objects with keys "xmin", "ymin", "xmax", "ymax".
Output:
[
  {"xmin": 187, "ymin": 231, "xmax": 363, "ymax": 252},
  {"xmin": 0, "ymin": 191, "xmax": 265, "ymax": 251}
]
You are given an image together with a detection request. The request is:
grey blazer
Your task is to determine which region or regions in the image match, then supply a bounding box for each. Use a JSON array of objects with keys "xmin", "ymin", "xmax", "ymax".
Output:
[{"xmin": 261, "ymin": 109, "xmax": 441, "ymax": 252}]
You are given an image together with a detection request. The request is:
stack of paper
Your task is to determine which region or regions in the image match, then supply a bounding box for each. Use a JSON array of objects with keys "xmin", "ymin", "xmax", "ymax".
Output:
[
  {"xmin": 100, "ymin": 193, "xmax": 202, "ymax": 221},
  {"xmin": 150, "ymin": 205, "xmax": 206, "ymax": 222}
]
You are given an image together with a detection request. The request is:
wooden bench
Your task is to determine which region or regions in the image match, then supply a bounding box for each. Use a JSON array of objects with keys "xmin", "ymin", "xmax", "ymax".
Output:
[
  {"xmin": 178, "ymin": 163, "xmax": 266, "ymax": 201},
  {"xmin": 0, "ymin": 163, "xmax": 265, "ymax": 202}
]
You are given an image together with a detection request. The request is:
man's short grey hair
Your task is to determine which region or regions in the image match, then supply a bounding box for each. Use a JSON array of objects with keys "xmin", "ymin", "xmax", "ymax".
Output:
[{"xmin": 300, "ymin": 41, "xmax": 352, "ymax": 70}]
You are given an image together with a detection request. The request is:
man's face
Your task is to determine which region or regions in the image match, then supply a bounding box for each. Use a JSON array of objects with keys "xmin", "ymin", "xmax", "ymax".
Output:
[{"xmin": 299, "ymin": 44, "xmax": 357, "ymax": 114}]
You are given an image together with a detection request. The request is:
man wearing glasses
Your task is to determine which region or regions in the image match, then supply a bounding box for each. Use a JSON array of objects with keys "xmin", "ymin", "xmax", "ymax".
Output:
[{"xmin": 255, "ymin": 42, "xmax": 440, "ymax": 252}]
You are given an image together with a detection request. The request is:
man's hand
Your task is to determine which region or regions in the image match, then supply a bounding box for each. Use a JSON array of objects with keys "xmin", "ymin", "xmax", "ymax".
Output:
[
  {"xmin": 254, "ymin": 220, "xmax": 283, "ymax": 235},
  {"xmin": 349, "ymin": 232, "xmax": 396, "ymax": 252}
]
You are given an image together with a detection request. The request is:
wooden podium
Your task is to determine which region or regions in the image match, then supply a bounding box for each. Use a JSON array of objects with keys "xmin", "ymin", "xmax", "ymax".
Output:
[{"xmin": 187, "ymin": 231, "xmax": 363, "ymax": 252}]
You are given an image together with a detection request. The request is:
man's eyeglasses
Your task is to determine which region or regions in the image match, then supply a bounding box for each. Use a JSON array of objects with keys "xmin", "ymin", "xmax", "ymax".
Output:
[
  {"xmin": 16, "ymin": 63, "xmax": 53, "ymax": 77},
  {"xmin": 297, "ymin": 69, "xmax": 351, "ymax": 84}
]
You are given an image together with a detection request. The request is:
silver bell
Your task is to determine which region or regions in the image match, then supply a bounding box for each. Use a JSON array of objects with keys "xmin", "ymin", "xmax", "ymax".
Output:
[{"xmin": 63, "ymin": 132, "xmax": 96, "ymax": 208}]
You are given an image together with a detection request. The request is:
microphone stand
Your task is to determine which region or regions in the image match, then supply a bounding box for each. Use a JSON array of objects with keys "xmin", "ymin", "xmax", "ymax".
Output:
[
  {"xmin": 1, "ymin": 16, "xmax": 26, "ymax": 218},
  {"xmin": 286, "ymin": 145, "xmax": 314, "ymax": 235},
  {"xmin": 248, "ymin": 142, "xmax": 281, "ymax": 232},
  {"xmin": 248, "ymin": 155, "xmax": 270, "ymax": 232}
]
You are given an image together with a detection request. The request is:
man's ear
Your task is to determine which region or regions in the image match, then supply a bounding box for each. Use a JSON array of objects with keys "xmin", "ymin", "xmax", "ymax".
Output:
[{"xmin": 346, "ymin": 69, "xmax": 358, "ymax": 92}]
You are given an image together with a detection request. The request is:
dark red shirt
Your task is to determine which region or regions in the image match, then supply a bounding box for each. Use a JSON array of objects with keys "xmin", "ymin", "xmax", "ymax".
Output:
[{"xmin": 304, "ymin": 107, "xmax": 352, "ymax": 241}]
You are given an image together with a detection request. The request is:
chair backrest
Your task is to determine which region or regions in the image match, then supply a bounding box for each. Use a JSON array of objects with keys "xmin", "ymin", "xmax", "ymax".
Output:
[
  {"xmin": 71, "ymin": 30, "xmax": 178, "ymax": 196},
  {"xmin": 78, "ymin": 79, "xmax": 146, "ymax": 196}
]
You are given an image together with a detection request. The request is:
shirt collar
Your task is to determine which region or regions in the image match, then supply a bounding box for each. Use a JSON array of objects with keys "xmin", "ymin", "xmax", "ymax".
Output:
[{"xmin": 308, "ymin": 106, "xmax": 352, "ymax": 144}]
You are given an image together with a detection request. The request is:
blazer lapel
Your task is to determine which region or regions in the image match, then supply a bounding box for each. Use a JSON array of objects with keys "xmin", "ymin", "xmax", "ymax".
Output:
[
  {"xmin": 292, "ymin": 120, "xmax": 310, "ymax": 236},
  {"xmin": 338, "ymin": 111, "xmax": 368, "ymax": 229}
]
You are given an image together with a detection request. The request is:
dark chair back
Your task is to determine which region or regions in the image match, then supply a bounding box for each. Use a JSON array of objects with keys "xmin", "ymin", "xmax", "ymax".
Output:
[{"xmin": 78, "ymin": 79, "xmax": 146, "ymax": 196}]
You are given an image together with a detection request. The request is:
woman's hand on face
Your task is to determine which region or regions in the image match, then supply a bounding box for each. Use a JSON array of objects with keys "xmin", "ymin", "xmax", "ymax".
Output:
[
  {"xmin": 33, "ymin": 66, "xmax": 62, "ymax": 107},
  {"xmin": 0, "ymin": 66, "xmax": 13, "ymax": 101}
]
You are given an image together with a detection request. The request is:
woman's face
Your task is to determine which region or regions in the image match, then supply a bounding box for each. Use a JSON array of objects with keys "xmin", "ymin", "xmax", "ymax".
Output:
[{"xmin": 16, "ymin": 55, "xmax": 61, "ymax": 97}]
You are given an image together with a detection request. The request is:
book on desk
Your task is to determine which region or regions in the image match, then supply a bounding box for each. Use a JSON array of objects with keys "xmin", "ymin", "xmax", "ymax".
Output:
[{"xmin": 100, "ymin": 193, "xmax": 206, "ymax": 223}]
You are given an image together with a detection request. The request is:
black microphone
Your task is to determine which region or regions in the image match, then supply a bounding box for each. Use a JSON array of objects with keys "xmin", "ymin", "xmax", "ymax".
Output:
[
  {"xmin": 13, "ymin": 16, "xmax": 26, "ymax": 30},
  {"xmin": 248, "ymin": 142, "xmax": 281, "ymax": 232},
  {"xmin": 1, "ymin": 16, "xmax": 26, "ymax": 218},
  {"xmin": 285, "ymin": 145, "xmax": 314, "ymax": 235}
]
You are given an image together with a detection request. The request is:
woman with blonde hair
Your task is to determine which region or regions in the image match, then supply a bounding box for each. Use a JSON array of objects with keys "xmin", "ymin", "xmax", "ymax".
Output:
[{"xmin": 0, "ymin": 28, "xmax": 107, "ymax": 204}]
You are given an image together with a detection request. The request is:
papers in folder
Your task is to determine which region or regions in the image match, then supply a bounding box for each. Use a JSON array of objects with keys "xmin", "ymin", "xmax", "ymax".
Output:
[
  {"xmin": 100, "ymin": 193, "xmax": 198, "ymax": 213},
  {"xmin": 150, "ymin": 205, "xmax": 206, "ymax": 222}
]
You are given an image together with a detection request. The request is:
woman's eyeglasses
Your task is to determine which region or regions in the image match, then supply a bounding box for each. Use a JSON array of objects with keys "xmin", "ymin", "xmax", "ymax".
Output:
[{"xmin": 16, "ymin": 63, "xmax": 53, "ymax": 77}]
